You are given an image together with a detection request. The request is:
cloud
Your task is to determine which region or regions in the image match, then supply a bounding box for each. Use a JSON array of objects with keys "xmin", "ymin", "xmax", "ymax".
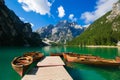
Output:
[
  {"xmin": 82, "ymin": 24, "xmax": 90, "ymax": 27},
  {"xmin": 69, "ymin": 14, "xmax": 77, "ymax": 22},
  {"xmin": 81, "ymin": 0, "xmax": 118, "ymax": 24},
  {"xmin": 30, "ymin": 23, "xmax": 34, "ymax": 27},
  {"xmin": 58, "ymin": 6, "xmax": 65, "ymax": 18},
  {"xmin": 18, "ymin": 0, "xmax": 54, "ymax": 15},
  {"xmin": 69, "ymin": 14, "xmax": 74, "ymax": 20},
  {"xmin": 19, "ymin": 17, "xmax": 34, "ymax": 27},
  {"xmin": 19, "ymin": 17, "xmax": 25, "ymax": 21}
]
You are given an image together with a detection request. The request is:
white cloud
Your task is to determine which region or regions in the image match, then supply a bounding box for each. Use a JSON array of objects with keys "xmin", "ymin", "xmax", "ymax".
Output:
[
  {"xmin": 69, "ymin": 14, "xmax": 74, "ymax": 20},
  {"xmin": 81, "ymin": 0, "xmax": 118, "ymax": 24},
  {"xmin": 58, "ymin": 6, "xmax": 65, "ymax": 18},
  {"xmin": 82, "ymin": 24, "xmax": 90, "ymax": 27},
  {"xmin": 19, "ymin": 17, "xmax": 25, "ymax": 21},
  {"xmin": 30, "ymin": 23, "xmax": 34, "ymax": 27},
  {"xmin": 25, "ymin": 22, "xmax": 34, "ymax": 27},
  {"xmin": 69, "ymin": 14, "xmax": 77, "ymax": 22},
  {"xmin": 19, "ymin": 17, "xmax": 34, "ymax": 27},
  {"xmin": 18, "ymin": 0, "xmax": 54, "ymax": 15}
]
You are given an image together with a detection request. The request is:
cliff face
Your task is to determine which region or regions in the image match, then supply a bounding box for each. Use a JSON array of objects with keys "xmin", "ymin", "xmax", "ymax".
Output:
[
  {"xmin": 0, "ymin": 0, "xmax": 4, "ymax": 4},
  {"xmin": 0, "ymin": 0, "xmax": 44, "ymax": 46},
  {"xmin": 106, "ymin": 2, "xmax": 120, "ymax": 22},
  {"xmin": 36, "ymin": 20, "xmax": 85, "ymax": 44}
]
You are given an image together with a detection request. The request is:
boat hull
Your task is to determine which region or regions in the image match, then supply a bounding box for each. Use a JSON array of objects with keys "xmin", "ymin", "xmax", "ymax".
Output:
[
  {"xmin": 50, "ymin": 53, "xmax": 63, "ymax": 57},
  {"xmin": 63, "ymin": 53, "xmax": 120, "ymax": 67},
  {"xmin": 12, "ymin": 63, "xmax": 29, "ymax": 76},
  {"xmin": 11, "ymin": 56, "xmax": 33, "ymax": 76},
  {"xmin": 23, "ymin": 52, "xmax": 44, "ymax": 61}
]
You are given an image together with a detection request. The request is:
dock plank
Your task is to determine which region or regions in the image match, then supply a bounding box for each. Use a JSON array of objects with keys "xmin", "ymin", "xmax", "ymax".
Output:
[
  {"xmin": 22, "ymin": 66, "xmax": 73, "ymax": 80},
  {"xmin": 22, "ymin": 56, "xmax": 73, "ymax": 80},
  {"xmin": 37, "ymin": 56, "xmax": 65, "ymax": 67}
]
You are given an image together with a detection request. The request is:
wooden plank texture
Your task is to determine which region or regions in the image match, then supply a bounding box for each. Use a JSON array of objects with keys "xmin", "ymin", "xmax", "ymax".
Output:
[
  {"xmin": 22, "ymin": 66, "xmax": 73, "ymax": 80},
  {"xmin": 37, "ymin": 56, "xmax": 65, "ymax": 67},
  {"xmin": 22, "ymin": 56, "xmax": 73, "ymax": 80}
]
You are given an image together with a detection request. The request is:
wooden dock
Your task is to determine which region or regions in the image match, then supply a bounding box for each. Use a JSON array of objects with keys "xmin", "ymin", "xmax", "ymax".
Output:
[
  {"xmin": 37, "ymin": 56, "xmax": 65, "ymax": 67},
  {"xmin": 22, "ymin": 56, "xmax": 73, "ymax": 80}
]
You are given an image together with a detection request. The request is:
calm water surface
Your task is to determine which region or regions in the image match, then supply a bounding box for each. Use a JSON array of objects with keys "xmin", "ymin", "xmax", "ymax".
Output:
[{"xmin": 0, "ymin": 46, "xmax": 120, "ymax": 80}]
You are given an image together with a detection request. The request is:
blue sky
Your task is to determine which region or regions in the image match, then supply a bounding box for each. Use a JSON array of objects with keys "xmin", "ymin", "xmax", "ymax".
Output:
[{"xmin": 5, "ymin": 0, "xmax": 118, "ymax": 31}]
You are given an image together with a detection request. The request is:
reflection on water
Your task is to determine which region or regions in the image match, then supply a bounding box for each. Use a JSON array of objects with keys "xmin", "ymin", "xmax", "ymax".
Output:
[
  {"xmin": 66, "ymin": 62, "xmax": 120, "ymax": 80},
  {"xmin": 117, "ymin": 47, "xmax": 120, "ymax": 56},
  {"xmin": 42, "ymin": 46, "xmax": 118, "ymax": 59},
  {"xmin": 0, "ymin": 46, "xmax": 120, "ymax": 80}
]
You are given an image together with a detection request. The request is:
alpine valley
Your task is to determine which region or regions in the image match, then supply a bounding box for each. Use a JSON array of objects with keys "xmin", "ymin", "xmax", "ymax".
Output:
[
  {"xmin": 68, "ymin": 1, "xmax": 120, "ymax": 46},
  {"xmin": 36, "ymin": 20, "xmax": 86, "ymax": 45}
]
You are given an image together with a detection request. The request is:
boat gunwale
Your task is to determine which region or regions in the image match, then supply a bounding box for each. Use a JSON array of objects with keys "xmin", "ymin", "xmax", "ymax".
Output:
[
  {"xmin": 63, "ymin": 52, "xmax": 120, "ymax": 67},
  {"xmin": 11, "ymin": 56, "xmax": 33, "ymax": 67}
]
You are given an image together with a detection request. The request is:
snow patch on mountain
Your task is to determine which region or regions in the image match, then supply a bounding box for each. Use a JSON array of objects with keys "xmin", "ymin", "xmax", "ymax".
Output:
[{"xmin": 36, "ymin": 20, "xmax": 85, "ymax": 44}]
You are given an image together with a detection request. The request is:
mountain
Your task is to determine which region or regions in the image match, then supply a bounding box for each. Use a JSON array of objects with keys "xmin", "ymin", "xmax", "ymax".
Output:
[
  {"xmin": 67, "ymin": 1, "xmax": 120, "ymax": 46},
  {"xmin": 0, "ymin": 0, "xmax": 45, "ymax": 46},
  {"xmin": 36, "ymin": 20, "xmax": 85, "ymax": 44}
]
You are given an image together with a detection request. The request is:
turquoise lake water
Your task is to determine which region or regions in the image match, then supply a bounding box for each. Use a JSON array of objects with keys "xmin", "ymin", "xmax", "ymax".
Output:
[{"xmin": 0, "ymin": 46, "xmax": 120, "ymax": 80}]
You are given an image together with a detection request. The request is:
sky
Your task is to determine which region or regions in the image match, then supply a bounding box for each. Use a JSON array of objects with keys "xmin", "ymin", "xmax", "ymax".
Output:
[{"xmin": 5, "ymin": 0, "xmax": 118, "ymax": 31}]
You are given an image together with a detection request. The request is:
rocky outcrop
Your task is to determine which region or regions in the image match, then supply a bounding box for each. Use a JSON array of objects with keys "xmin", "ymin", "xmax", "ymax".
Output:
[
  {"xmin": 36, "ymin": 20, "xmax": 85, "ymax": 44},
  {"xmin": 106, "ymin": 1, "xmax": 120, "ymax": 32},
  {"xmin": 0, "ymin": 0, "xmax": 4, "ymax": 5},
  {"xmin": 0, "ymin": 0, "xmax": 44, "ymax": 46},
  {"xmin": 106, "ymin": 1, "xmax": 120, "ymax": 22}
]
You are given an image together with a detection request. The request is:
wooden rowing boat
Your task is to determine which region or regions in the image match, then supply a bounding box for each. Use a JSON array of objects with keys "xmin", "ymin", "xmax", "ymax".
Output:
[
  {"xmin": 63, "ymin": 53, "xmax": 120, "ymax": 67},
  {"xmin": 50, "ymin": 53, "xmax": 63, "ymax": 57},
  {"xmin": 23, "ymin": 51, "xmax": 44, "ymax": 61},
  {"xmin": 11, "ymin": 56, "xmax": 33, "ymax": 76},
  {"xmin": 11, "ymin": 51, "xmax": 44, "ymax": 76},
  {"xmin": 63, "ymin": 52, "xmax": 92, "ymax": 61}
]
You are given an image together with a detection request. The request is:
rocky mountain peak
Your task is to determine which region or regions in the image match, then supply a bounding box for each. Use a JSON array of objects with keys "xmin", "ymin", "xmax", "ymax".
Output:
[
  {"xmin": 106, "ymin": 1, "xmax": 120, "ymax": 21},
  {"xmin": 36, "ymin": 20, "xmax": 85, "ymax": 44},
  {"xmin": 59, "ymin": 20, "xmax": 68, "ymax": 24},
  {"xmin": 56, "ymin": 20, "xmax": 69, "ymax": 27}
]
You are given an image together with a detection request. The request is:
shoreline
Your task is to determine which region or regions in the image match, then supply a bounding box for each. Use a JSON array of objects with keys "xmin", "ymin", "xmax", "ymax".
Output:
[
  {"xmin": 86, "ymin": 45, "xmax": 119, "ymax": 48},
  {"xmin": 66, "ymin": 45, "xmax": 120, "ymax": 48}
]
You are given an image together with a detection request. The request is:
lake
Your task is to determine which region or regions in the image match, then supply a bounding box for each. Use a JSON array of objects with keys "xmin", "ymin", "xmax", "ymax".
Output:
[{"xmin": 0, "ymin": 46, "xmax": 120, "ymax": 80}]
